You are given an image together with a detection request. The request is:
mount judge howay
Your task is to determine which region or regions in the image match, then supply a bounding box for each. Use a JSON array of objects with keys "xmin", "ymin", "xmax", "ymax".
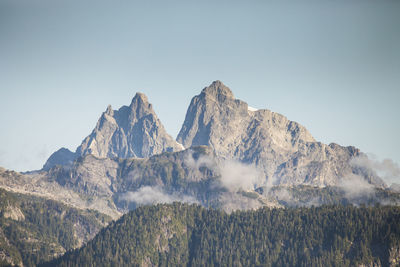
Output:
[{"xmin": 0, "ymin": 81, "xmax": 393, "ymax": 217}]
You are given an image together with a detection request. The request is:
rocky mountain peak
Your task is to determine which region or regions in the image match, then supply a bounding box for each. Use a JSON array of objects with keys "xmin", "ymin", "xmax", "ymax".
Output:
[
  {"xmin": 105, "ymin": 105, "xmax": 114, "ymax": 116},
  {"xmin": 44, "ymin": 92, "xmax": 183, "ymax": 169},
  {"xmin": 177, "ymin": 81, "xmax": 375, "ymax": 187},
  {"xmin": 75, "ymin": 94, "xmax": 182, "ymax": 159},
  {"xmin": 200, "ymin": 80, "xmax": 234, "ymax": 101},
  {"xmin": 130, "ymin": 92, "xmax": 149, "ymax": 107}
]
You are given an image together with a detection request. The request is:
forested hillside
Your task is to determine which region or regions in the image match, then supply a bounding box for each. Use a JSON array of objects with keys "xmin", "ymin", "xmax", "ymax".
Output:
[
  {"xmin": 45, "ymin": 203, "xmax": 400, "ymax": 267},
  {"xmin": 0, "ymin": 189, "xmax": 112, "ymax": 266}
]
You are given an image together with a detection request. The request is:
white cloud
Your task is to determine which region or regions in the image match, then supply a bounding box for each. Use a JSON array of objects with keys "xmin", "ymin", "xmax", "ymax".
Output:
[
  {"xmin": 351, "ymin": 155, "xmax": 400, "ymax": 186},
  {"xmin": 219, "ymin": 160, "xmax": 263, "ymax": 192},
  {"xmin": 338, "ymin": 174, "xmax": 375, "ymax": 199},
  {"xmin": 219, "ymin": 192, "xmax": 263, "ymax": 213},
  {"xmin": 184, "ymin": 150, "xmax": 215, "ymax": 171}
]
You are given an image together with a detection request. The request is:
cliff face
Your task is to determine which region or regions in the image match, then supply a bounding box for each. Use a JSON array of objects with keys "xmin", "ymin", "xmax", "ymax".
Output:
[
  {"xmin": 177, "ymin": 81, "xmax": 385, "ymax": 187},
  {"xmin": 44, "ymin": 93, "xmax": 183, "ymax": 170},
  {"xmin": 76, "ymin": 93, "xmax": 183, "ymax": 159}
]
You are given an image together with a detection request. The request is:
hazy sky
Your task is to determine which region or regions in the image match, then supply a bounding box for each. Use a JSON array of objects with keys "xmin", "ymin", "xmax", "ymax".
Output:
[{"xmin": 1, "ymin": 1, "xmax": 399, "ymax": 179}]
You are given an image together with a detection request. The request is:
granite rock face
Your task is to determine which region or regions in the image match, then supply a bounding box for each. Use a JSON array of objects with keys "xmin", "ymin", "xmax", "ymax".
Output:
[
  {"xmin": 44, "ymin": 93, "xmax": 183, "ymax": 170},
  {"xmin": 77, "ymin": 93, "xmax": 183, "ymax": 159},
  {"xmin": 177, "ymin": 81, "xmax": 385, "ymax": 187},
  {"xmin": 43, "ymin": 148, "xmax": 77, "ymax": 171}
]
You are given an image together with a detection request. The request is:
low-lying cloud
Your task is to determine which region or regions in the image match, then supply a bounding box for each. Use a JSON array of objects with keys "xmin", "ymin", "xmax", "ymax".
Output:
[
  {"xmin": 219, "ymin": 160, "xmax": 263, "ymax": 192},
  {"xmin": 338, "ymin": 174, "xmax": 375, "ymax": 199},
  {"xmin": 351, "ymin": 155, "xmax": 400, "ymax": 186},
  {"xmin": 119, "ymin": 186, "xmax": 198, "ymax": 206},
  {"xmin": 184, "ymin": 150, "xmax": 215, "ymax": 171},
  {"xmin": 184, "ymin": 150, "xmax": 264, "ymax": 192}
]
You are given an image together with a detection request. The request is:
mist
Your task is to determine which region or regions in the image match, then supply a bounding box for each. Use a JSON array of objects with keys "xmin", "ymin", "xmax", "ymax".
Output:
[
  {"xmin": 219, "ymin": 160, "xmax": 263, "ymax": 192},
  {"xmin": 338, "ymin": 174, "xmax": 376, "ymax": 199},
  {"xmin": 119, "ymin": 186, "xmax": 198, "ymax": 206},
  {"xmin": 351, "ymin": 155, "xmax": 400, "ymax": 186}
]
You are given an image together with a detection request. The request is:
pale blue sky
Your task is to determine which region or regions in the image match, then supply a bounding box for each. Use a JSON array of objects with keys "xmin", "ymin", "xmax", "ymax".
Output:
[{"xmin": 0, "ymin": 0, "xmax": 399, "ymax": 180}]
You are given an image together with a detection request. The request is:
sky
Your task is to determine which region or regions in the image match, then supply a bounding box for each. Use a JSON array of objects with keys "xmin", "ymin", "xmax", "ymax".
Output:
[{"xmin": 0, "ymin": 0, "xmax": 399, "ymax": 181}]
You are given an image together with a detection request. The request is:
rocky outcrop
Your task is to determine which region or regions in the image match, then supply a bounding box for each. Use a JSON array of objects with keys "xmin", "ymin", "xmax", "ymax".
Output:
[
  {"xmin": 77, "ymin": 93, "xmax": 183, "ymax": 159},
  {"xmin": 44, "ymin": 93, "xmax": 183, "ymax": 169},
  {"xmin": 177, "ymin": 81, "xmax": 384, "ymax": 187},
  {"xmin": 43, "ymin": 147, "xmax": 77, "ymax": 170}
]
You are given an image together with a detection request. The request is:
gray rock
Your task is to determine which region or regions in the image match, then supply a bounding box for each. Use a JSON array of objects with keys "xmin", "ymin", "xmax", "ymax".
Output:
[
  {"xmin": 45, "ymin": 93, "xmax": 183, "ymax": 169},
  {"xmin": 76, "ymin": 93, "xmax": 183, "ymax": 159},
  {"xmin": 43, "ymin": 148, "xmax": 77, "ymax": 170},
  {"xmin": 391, "ymin": 183, "xmax": 400, "ymax": 193},
  {"xmin": 177, "ymin": 81, "xmax": 384, "ymax": 187}
]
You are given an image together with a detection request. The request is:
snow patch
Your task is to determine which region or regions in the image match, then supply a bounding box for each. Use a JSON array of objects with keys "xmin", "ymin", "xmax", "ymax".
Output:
[
  {"xmin": 176, "ymin": 142, "xmax": 185, "ymax": 150},
  {"xmin": 248, "ymin": 106, "xmax": 258, "ymax": 112}
]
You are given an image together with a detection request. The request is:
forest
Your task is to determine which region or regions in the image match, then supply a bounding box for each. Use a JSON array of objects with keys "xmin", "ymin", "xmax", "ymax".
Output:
[
  {"xmin": 0, "ymin": 189, "xmax": 111, "ymax": 266},
  {"xmin": 45, "ymin": 203, "xmax": 400, "ymax": 267}
]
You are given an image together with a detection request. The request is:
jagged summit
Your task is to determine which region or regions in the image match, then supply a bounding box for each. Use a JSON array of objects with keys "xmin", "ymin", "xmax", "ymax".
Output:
[
  {"xmin": 76, "ymin": 93, "xmax": 182, "ymax": 159},
  {"xmin": 176, "ymin": 81, "xmax": 379, "ymax": 187},
  {"xmin": 201, "ymin": 80, "xmax": 234, "ymax": 100},
  {"xmin": 130, "ymin": 92, "xmax": 149, "ymax": 106},
  {"xmin": 105, "ymin": 105, "xmax": 113, "ymax": 115},
  {"xmin": 44, "ymin": 92, "xmax": 183, "ymax": 169},
  {"xmin": 42, "ymin": 81, "xmax": 383, "ymax": 188}
]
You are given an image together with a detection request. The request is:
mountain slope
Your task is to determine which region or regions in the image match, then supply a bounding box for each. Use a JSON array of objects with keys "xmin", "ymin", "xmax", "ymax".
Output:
[
  {"xmin": 44, "ymin": 203, "xmax": 400, "ymax": 267},
  {"xmin": 177, "ymin": 81, "xmax": 385, "ymax": 187},
  {"xmin": 0, "ymin": 188, "xmax": 111, "ymax": 267},
  {"xmin": 4, "ymin": 147, "xmax": 397, "ymax": 218}
]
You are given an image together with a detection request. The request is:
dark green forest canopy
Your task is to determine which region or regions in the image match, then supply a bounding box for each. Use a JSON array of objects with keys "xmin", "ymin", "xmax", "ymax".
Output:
[
  {"xmin": 45, "ymin": 203, "xmax": 400, "ymax": 267},
  {"xmin": 0, "ymin": 189, "xmax": 111, "ymax": 267}
]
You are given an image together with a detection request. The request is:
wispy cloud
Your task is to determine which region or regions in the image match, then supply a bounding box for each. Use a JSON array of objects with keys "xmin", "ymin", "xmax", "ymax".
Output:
[
  {"xmin": 119, "ymin": 186, "xmax": 198, "ymax": 206},
  {"xmin": 219, "ymin": 160, "xmax": 263, "ymax": 192},
  {"xmin": 338, "ymin": 173, "xmax": 375, "ymax": 199},
  {"xmin": 351, "ymin": 155, "xmax": 400, "ymax": 186},
  {"xmin": 184, "ymin": 150, "xmax": 215, "ymax": 171},
  {"xmin": 219, "ymin": 192, "xmax": 263, "ymax": 213}
]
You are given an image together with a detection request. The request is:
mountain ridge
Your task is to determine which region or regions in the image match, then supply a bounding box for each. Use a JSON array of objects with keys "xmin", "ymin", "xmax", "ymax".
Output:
[
  {"xmin": 22, "ymin": 80, "xmax": 389, "ymax": 217},
  {"xmin": 177, "ymin": 81, "xmax": 383, "ymax": 187}
]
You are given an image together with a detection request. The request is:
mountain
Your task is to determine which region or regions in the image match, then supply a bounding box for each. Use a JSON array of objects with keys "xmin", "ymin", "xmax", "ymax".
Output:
[
  {"xmin": 1, "ymin": 81, "xmax": 398, "ymax": 266},
  {"xmin": 177, "ymin": 81, "xmax": 385, "ymax": 187},
  {"xmin": 43, "ymin": 93, "xmax": 183, "ymax": 170},
  {"xmin": 0, "ymin": 188, "xmax": 111, "ymax": 267},
  {"xmin": 42, "ymin": 148, "xmax": 77, "ymax": 171},
  {"xmin": 43, "ymin": 203, "xmax": 400, "ymax": 267},
  {"xmin": 0, "ymin": 80, "xmax": 392, "ymax": 218},
  {"xmin": 42, "ymin": 81, "xmax": 385, "ymax": 188}
]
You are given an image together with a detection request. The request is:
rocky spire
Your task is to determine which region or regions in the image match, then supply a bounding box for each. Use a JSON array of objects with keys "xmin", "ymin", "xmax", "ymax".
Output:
[
  {"xmin": 74, "ymin": 93, "xmax": 183, "ymax": 159},
  {"xmin": 200, "ymin": 80, "xmax": 234, "ymax": 100}
]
